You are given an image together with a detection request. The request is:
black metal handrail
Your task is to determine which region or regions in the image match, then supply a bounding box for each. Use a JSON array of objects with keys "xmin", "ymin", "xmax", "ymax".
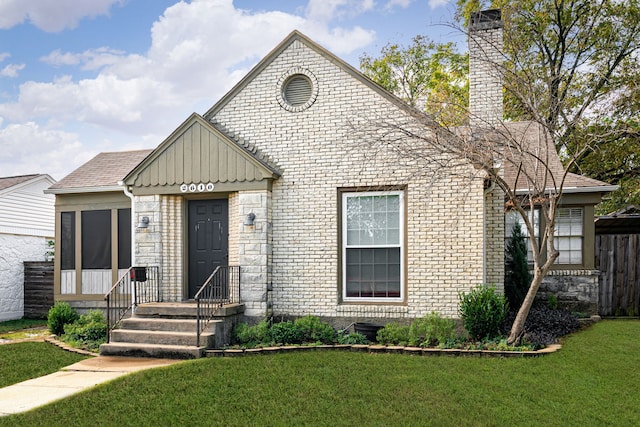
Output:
[
  {"xmin": 195, "ymin": 265, "xmax": 240, "ymax": 347},
  {"xmin": 104, "ymin": 266, "xmax": 160, "ymax": 343}
]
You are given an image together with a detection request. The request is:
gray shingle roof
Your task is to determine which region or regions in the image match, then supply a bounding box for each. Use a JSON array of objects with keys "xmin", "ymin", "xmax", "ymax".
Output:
[
  {"xmin": 500, "ymin": 121, "xmax": 614, "ymax": 193},
  {"xmin": 49, "ymin": 150, "xmax": 152, "ymax": 191},
  {"xmin": 0, "ymin": 174, "xmax": 41, "ymax": 191}
]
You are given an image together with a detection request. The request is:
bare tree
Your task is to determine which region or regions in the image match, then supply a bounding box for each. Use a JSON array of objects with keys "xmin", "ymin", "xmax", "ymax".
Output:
[{"xmin": 353, "ymin": 1, "xmax": 639, "ymax": 344}]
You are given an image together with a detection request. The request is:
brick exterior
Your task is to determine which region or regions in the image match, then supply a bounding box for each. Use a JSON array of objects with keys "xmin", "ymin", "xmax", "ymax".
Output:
[
  {"xmin": 129, "ymin": 35, "xmax": 507, "ymax": 322},
  {"xmin": 469, "ymin": 18, "xmax": 504, "ymax": 127},
  {"xmin": 207, "ymin": 38, "xmax": 494, "ymax": 320}
]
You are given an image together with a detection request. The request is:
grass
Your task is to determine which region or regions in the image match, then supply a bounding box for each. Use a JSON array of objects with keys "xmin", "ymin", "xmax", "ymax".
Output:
[
  {"xmin": 1, "ymin": 320, "xmax": 639, "ymax": 426},
  {"xmin": 0, "ymin": 318, "xmax": 46, "ymax": 334},
  {"xmin": 0, "ymin": 342, "xmax": 87, "ymax": 388}
]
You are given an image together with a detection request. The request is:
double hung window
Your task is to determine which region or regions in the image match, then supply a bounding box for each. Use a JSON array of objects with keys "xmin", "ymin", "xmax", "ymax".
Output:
[{"xmin": 342, "ymin": 191, "xmax": 404, "ymax": 302}]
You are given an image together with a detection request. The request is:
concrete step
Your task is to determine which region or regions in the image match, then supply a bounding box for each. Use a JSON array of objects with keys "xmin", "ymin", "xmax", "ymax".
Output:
[
  {"xmin": 135, "ymin": 302, "xmax": 245, "ymax": 319},
  {"xmin": 99, "ymin": 342, "xmax": 204, "ymax": 359},
  {"xmin": 135, "ymin": 302, "xmax": 199, "ymax": 318},
  {"xmin": 119, "ymin": 317, "xmax": 221, "ymax": 333},
  {"xmin": 110, "ymin": 329, "xmax": 215, "ymax": 347}
]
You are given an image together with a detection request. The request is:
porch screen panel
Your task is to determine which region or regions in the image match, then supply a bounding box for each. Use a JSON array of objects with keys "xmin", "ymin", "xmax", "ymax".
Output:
[
  {"xmin": 81, "ymin": 210, "xmax": 111, "ymax": 269},
  {"xmin": 60, "ymin": 211, "xmax": 75, "ymax": 270},
  {"xmin": 118, "ymin": 208, "xmax": 131, "ymax": 269}
]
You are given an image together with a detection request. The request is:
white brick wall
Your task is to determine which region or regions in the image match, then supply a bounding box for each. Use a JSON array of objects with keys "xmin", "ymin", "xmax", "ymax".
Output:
[
  {"xmin": 209, "ymin": 38, "xmax": 493, "ymax": 319},
  {"xmin": 469, "ymin": 24, "xmax": 504, "ymax": 127},
  {"xmin": 0, "ymin": 234, "xmax": 48, "ymax": 321}
]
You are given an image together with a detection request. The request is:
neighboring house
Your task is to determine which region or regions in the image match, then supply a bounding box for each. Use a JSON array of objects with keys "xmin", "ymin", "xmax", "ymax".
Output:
[
  {"xmin": 0, "ymin": 174, "xmax": 56, "ymax": 321},
  {"xmin": 47, "ymin": 11, "xmax": 613, "ymax": 325}
]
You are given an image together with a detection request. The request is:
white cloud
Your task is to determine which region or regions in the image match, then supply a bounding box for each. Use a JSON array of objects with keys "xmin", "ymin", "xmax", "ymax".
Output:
[
  {"xmin": 0, "ymin": 53, "xmax": 10, "ymax": 62},
  {"xmin": 1, "ymin": 0, "xmax": 376, "ymax": 132},
  {"xmin": 0, "ymin": 121, "xmax": 90, "ymax": 179},
  {"xmin": 428, "ymin": 0, "xmax": 450, "ymax": 8},
  {"xmin": 306, "ymin": 0, "xmax": 375, "ymax": 22},
  {"xmin": 0, "ymin": 63, "xmax": 24, "ymax": 77},
  {"xmin": 0, "ymin": 0, "xmax": 122, "ymax": 32},
  {"xmin": 41, "ymin": 48, "xmax": 126, "ymax": 70},
  {"xmin": 0, "ymin": 0, "xmax": 379, "ymax": 178},
  {"xmin": 385, "ymin": 0, "xmax": 413, "ymax": 9}
]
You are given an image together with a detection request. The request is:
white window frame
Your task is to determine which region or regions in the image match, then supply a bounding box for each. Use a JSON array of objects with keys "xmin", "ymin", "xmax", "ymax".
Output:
[
  {"xmin": 553, "ymin": 207, "xmax": 583, "ymax": 265},
  {"xmin": 505, "ymin": 207, "xmax": 584, "ymax": 266},
  {"xmin": 342, "ymin": 190, "xmax": 404, "ymax": 303}
]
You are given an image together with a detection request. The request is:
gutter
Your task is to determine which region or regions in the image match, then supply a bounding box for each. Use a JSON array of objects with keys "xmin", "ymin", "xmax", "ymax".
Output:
[
  {"xmin": 514, "ymin": 185, "xmax": 619, "ymax": 195},
  {"xmin": 119, "ymin": 181, "xmax": 137, "ymax": 310}
]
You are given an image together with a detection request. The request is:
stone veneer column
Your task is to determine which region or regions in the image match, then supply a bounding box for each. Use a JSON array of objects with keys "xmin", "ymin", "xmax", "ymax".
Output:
[{"xmin": 237, "ymin": 190, "xmax": 271, "ymax": 319}]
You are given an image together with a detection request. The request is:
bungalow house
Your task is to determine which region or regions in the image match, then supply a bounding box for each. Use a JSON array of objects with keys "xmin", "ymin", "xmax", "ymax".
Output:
[
  {"xmin": 0, "ymin": 174, "xmax": 56, "ymax": 321},
  {"xmin": 46, "ymin": 10, "xmax": 613, "ymax": 356}
]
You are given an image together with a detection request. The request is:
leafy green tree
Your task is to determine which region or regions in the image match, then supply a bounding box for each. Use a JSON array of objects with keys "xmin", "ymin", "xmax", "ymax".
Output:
[
  {"xmin": 504, "ymin": 222, "xmax": 531, "ymax": 310},
  {"xmin": 458, "ymin": 0, "xmax": 640, "ymax": 215},
  {"xmin": 360, "ymin": 36, "xmax": 469, "ymax": 126},
  {"xmin": 356, "ymin": 0, "xmax": 640, "ymax": 344},
  {"xmin": 456, "ymin": 0, "xmax": 640, "ymax": 344}
]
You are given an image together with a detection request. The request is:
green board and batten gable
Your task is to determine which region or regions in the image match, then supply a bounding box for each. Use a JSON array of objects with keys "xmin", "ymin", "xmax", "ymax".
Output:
[{"xmin": 123, "ymin": 113, "xmax": 280, "ymax": 196}]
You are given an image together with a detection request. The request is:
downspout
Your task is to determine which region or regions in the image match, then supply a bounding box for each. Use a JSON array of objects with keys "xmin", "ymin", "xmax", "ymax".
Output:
[
  {"xmin": 483, "ymin": 178, "xmax": 496, "ymax": 284},
  {"xmin": 119, "ymin": 181, "xmax": 136, "ymax": 310}
]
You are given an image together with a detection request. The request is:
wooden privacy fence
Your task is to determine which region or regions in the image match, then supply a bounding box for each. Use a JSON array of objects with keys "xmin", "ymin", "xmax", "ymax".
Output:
[
  {"xmin": 596, "ymin": 234, "xmax": 640, "ymax": 316},
  {"xmin": 23, "ymin": 261, "xmax": 54, "ymax": 318}
]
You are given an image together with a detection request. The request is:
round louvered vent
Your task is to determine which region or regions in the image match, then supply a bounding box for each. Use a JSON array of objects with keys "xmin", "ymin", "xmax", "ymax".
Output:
[
  {"xmin": 276, "ymin": 68, "xmax": 319, "ymax": 112},
  {"xmin": 283, "ymin": 75, "xmax": 313, "ymax": 107}
]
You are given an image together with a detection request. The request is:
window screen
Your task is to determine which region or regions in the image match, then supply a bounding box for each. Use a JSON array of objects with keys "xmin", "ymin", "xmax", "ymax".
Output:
[
  {"xmin": 81, "ymin": 210, "xmax": 111, "ymax": 269},
  {"xmin": 118, "ymin": 209, "xmax": 131, "ymax": 269},
  {"xmin": 60, "ymin": 211, "xmax": 75, "ymax": 270}
]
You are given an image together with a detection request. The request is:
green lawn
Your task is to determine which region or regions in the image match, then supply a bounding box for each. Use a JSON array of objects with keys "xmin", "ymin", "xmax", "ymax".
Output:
[
  {"xmin": 1, "ymin": 320, "xmax": 639, "ymax": 426},
  {"xmin": 0, "ymin": 342, "xmax": 87, "ymax": 388}
]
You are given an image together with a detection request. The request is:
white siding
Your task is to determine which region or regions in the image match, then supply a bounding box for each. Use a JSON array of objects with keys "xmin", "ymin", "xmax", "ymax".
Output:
[{"xmin": 0, "ymin": 177, "xmax": 55, "ymax": 237}]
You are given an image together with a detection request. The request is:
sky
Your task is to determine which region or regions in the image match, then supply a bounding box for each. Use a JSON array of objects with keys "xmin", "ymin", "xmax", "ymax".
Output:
[{"xmin": 0, "ymin": 0, "xmax": 466, "ymax": 181}]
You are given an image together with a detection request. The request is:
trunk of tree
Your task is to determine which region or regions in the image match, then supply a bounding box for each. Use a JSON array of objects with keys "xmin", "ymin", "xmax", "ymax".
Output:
[{"xmin": 507, "ymin": 267, "xmax": 544, "ymax": 345}]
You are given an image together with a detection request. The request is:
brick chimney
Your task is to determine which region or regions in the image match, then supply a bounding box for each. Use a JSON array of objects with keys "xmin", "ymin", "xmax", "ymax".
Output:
[{"xmin": 468, "ymin": 9, "xmax": 504, "ymax": 128}]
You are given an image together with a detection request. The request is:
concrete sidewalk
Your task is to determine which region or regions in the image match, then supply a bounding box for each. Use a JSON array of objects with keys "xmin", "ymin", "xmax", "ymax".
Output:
[{"xmin": 0, "ymin": 356, "xmax": 181, "ymax": 416}]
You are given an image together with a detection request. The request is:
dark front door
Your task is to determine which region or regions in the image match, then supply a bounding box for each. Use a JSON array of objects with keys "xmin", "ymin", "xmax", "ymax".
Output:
[{"xmin": 188, "ymin": 199, "xmax": 228, "ymax": 298}]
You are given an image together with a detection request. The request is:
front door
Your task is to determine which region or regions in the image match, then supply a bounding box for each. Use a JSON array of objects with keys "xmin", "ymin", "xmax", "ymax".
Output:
[{"xmin": 188, "ymin": 199, "xmax": 229, "ymax": 298}]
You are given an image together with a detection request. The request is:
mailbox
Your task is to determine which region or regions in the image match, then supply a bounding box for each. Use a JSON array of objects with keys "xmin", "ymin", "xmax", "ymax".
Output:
[{"xmin": 130, "ymin": 266, "xmax": 147, "ymax": 282}]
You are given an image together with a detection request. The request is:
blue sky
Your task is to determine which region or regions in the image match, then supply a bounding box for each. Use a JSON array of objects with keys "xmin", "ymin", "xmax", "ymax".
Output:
[{"xmin": 0, "ymin": 0, "xmax": 465, "ymax": 180}]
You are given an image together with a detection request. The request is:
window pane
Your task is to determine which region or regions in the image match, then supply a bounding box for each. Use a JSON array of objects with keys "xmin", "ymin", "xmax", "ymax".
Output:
[
  {"xmin": 81, "ymin": 210, "xmax": 112, "ymax": 269},
  {"xmin": 118, "ymin": 209, "xmax": 131, "ymax": 269},
  {"xmin": 60, "ymin": 212, "xmax": 75, "ymax": 270},
  {"xmin": 345, "ymin": 248, "xmax": 401, "ymax": 299},
  {"xmin": 343, "ymin": 192, "xmax": 402, "ymax": 300}
]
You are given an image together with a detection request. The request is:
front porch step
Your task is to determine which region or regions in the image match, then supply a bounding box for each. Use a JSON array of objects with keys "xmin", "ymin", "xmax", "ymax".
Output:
[
  {"xmin": 99, "ymin": 342, "xmax": 205, "ymax": 359},
  {"xmin": 101, "ymin": 302, "xmax": 245, "ymax": 360},
  {"xmin": 119, "ymin": 317, "xmax": 221, "ymax": 333},
  {"xmin": 110, "ymin": 329, "xmax": 216, "ymax": 347}
]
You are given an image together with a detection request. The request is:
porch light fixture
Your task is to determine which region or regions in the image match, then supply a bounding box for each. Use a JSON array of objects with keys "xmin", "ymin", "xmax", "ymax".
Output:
[
  {"xmin": 137, "ymin": 216, "xmax": 150, "ymax": 229},
  {"xmin": 244, "ymin": 213, "xmax": 256, "ymax": 226}
]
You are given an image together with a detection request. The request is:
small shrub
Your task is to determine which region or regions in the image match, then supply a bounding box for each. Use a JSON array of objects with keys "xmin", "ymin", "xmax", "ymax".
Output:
[
  {"xmin": 547, "ymin": 294, "xmax": 558, "ymax": 310},
  {"xmin": 47, "ymin": 302, "xmax": 79, "ymax": 336},
  {"xmin": 336, "ymin": 332, "xmax": 369, "ymax": 345},
  {"xmin": 459, "ymin": 285, "xmax": 508, "ymax": 340},
  {"xmin": 504, "ymin": 222, "xmax": 532, "ymax": 310},
  {"xmin": 269, "ymin": 321, "xmax": 303, "ymax": 344},
  {"xmin": 408, "ymin": 312, "xmax": 456, "ymax": 347},
  {"xmin": 233, "ymin": 320, "xmax": 270, "ymax": 346},
  {"xmin": 62, "ymin": 310, "xmax": 107, "ymax": 351},
  {"xmin": 376, "ymin": 323, "xmax": 410, "ymax": 346},
  {"xmin": 293, "ymin": 316, "xmax": 335, "ymax": 344}
]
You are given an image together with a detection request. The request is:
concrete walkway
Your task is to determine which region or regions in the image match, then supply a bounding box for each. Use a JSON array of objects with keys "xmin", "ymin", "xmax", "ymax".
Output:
[{"xmin": 0, "ymin": 356, "xmax": 181, "ymax": 416}]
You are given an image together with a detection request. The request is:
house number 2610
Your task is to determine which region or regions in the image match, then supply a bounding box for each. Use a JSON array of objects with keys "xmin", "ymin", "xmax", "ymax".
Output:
[{"xmin": 180, "ymin": 183, "xmax": 215, "ymax": 193}]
